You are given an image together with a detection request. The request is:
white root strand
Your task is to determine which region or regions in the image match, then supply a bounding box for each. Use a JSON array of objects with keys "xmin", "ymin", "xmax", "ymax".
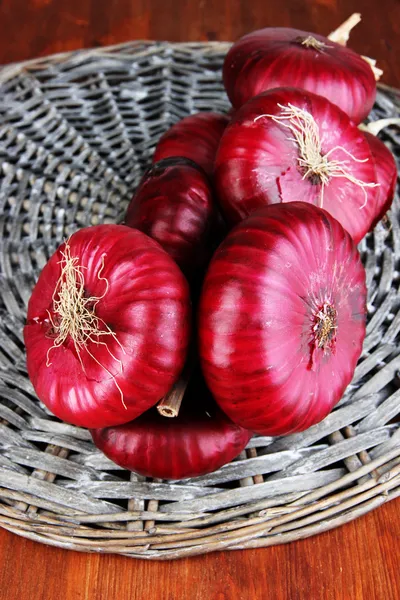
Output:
[
  {"xmin": 46, "ymin": 242, "xmax": 127, "ymax": 409},
  {"xmin": 254, "ymin": 103, "xmax": 379, "ymax": 209}
]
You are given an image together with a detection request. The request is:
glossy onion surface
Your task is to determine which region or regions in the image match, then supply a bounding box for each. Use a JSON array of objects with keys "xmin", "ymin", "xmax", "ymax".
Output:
[
  {"xmin": 153, "ymin": 112, "xmax": 230, "ymax": 176},
  {"xmin": 91, "ymin": 375, "xmax": 251, "ymax": 480},
  {"xmin": 215, "ymin": 88, "xmax": 379, "ymax": 243},
  {"xmin": 24, "ymin": 225, "xmax": 191, "ymax": 428},
  {"xmin": 223, "ymin": 27, "xmax": 376, "ymax": 123},
  {"xmin": 125, "ymin": 158, "xmax": 214, "ymax": 274},
  {"xmin": 199, "ymin": 202, "xmax": 367, "ymax": 436},
  {"xmin": 363, "ymin": 131, "xmax": 397, "ymax": 228}
]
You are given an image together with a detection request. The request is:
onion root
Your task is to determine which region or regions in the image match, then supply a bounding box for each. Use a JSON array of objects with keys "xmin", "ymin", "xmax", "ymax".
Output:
[
  {"xmin": 46, "ymin": 241, "xmax": 127, "ymax": 408},
  {"xmin": 255, "ymin": 103, "xmax": 379, "ymax": 209}
]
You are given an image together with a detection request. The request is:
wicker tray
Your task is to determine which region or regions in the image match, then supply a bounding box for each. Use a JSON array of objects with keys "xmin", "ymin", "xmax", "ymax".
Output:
[{"xmin": 0, "ymin": 41, "xmax": 399, "ymax": 560}]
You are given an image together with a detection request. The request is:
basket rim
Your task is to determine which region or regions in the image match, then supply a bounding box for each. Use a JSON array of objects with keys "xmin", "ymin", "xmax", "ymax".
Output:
[
  {"xmin": 0, "ymin": 39, "xmax": 399, "ymax": 97},
  {"xmin": 0, "ymin": 40, "xmax": 232, "ymax": 84}
]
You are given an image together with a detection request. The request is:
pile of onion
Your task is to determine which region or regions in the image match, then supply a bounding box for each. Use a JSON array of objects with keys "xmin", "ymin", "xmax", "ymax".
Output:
[{"xmin": 23, "ymin": 14, "xmax": 398, "ymax": 480}]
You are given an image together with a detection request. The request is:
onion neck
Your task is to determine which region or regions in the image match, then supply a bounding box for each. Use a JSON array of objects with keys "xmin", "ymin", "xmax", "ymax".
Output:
[{"xmin": 296, "ymin": 35, "xmax": 329, "ymax": 52}]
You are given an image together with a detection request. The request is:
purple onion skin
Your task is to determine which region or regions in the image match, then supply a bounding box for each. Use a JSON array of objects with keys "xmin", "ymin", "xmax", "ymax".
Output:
[
  {"xmin": 91, "ymin": 375, "xmax": 252, "ymax": 480},
  {"xmin": 153, "ymin": 112, "xmax": 230, "ymax": 176},
  {"xmin": 223, "ymin": 27, "xmax": 376, "ymax": 124},
  {"xmin": 363, "ymin": 131, "xmax": 397, "ymax": 228},
  {"xmin": 215, "ymin": 87, "xmax": 379, "ymax": 244},
  {"xmin": 125, "ymin": 158, "xmax": 215, "ymax": 276},
  {"xmin": 199, "ymin": 202, "xmax": 367, "ymax": 436},
  {"xmin": 24, "ymin": 225, "xmax": 191, "ymax": 428}
]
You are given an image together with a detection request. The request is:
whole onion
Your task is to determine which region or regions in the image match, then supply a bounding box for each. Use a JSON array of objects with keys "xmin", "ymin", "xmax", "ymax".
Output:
[
  {"xmin": 91, "ymin": 373, "xmax": 251, "ymax": 480},
  {"xmin": 153, "ymin": 112, "xmax": 230, "ymax": 176},
  {"xmin": 125, "ymin": 157, "xmax": 214, "ymax": 275},
  {"xmin": 363, "ymin": 131, "xmax": 397, "ymax": 227},
  {"xmin": 199, "ymin": 202, "xmax": 366, "ymax": 436},
  {"xmin": 215, "ymin": 87, "xmax": 379, "ymax": 243},
  {"xmin": 24, "ymin": 225, "xmax": 191, "ymax": 428},
  {"xmin": 223, "ymin": 27, "xmax": 376, "ymax": 123}
]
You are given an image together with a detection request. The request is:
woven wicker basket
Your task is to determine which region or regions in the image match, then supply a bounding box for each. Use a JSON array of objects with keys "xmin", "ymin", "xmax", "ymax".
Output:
[{"xmin": 0, "ymin": 41, "xmax": 399, "ymax": 560}]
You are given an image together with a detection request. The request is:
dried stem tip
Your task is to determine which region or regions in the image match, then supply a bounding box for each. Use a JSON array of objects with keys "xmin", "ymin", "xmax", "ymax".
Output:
[
  {"xmin": 254, "ymin": 103, "xmax": 378, "ymax": 208},
  {"xmin": 297, "ymin": 35, "xmax": 330, "ymax": 52},
  {"xmin": 157, "ymin": 376, "xmax": 189, "ymax": 418}
]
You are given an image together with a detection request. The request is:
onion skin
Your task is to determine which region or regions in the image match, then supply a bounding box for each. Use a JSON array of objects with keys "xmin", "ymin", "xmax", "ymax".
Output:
[
  {"xmin": 91, "ymin": 376, "xmax": 252, "ymax": 480},
  {"xmin": 153, "ymin": 112, "xmax": 230, "ymax": 176},
  {"xmin": 363, "ymin": 131, "xmax": 397, "ymax": 227},
  {"xmin": 199, "ymin": 202, "xmax": 366, "ymax": 436},
  {"xmin": 24, "ymin": 225, "xmax": 191, "ymax": 428},
  {"xmin": 215, "ymin": 87, "xmax": 379, "ymax": 243},
  {"xmin": 223, "ymin": 27, "xmax": 376, "ymax": 123},
  {"xmin": 125, "ymin": 158, "xmax": 214, "ymax": 275}
]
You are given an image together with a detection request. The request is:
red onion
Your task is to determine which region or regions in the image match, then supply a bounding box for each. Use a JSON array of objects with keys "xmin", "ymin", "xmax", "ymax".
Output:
[
  {"xmin": 91, "ymin": 373, "xmax": 251, "ymax": 479},
  {"xmin": 223, "ymin": 27, "xmax": 376, "ymax": 123},
  {"xmin": 199, "ymin": 202, "xmax": 367, "ymax": 436},
  {"xmin": 153, "ymin": 112, "xmax": 230, "ymax": 176},
  {"xmin": 363, "ymin": 131, "xmax": 397, "ymax": 227},
  {"xmin": 24, "ymin": 225, "xmax": 191, "ymax": 428},
  {"xmin": 125, "ymin": 158, "xmax": 214, "ymax": 275},
  {"xmin": 215, "ymin": 88, "xmax": 379, "ymax": 243}
]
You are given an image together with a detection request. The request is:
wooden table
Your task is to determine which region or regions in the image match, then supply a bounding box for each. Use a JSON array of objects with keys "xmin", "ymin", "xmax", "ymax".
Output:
[{"xmin": 0, "ymin": 1, "xmax": 399, "ymax": 599}]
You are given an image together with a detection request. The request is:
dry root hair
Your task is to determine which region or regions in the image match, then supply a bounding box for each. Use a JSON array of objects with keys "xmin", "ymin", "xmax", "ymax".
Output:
[
  {"xmin": 255, "ymin": 103, "xmax": 379, "ymax": 208},
  {"xmin": 46, "ymin": 241, "xmax": 127, "ymax": 408}
]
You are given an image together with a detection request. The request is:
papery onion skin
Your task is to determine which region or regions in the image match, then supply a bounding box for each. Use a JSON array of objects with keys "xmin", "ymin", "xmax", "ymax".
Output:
[
  {"xmin": 215, "ymin": 87, "xmax": 379, "ymax": 243},
  {"xmin": 153, "ymin": 112, "xmax": 230, "ymax": 176},
  {"xmin": 223, "ymin": 27, "xmax": 376, "ymax": 123},
  {"xmin": 199, "ymin": 202, "xmax": 367, "ymax": 436},
  {"xmin": 125, "ymin": 158, "xmax": 214, "ymax": 275},
  {"xmin": 363, "ymin": 131, "xmax": 397, "ymax": 228},
  {"xmin": 24, "ymin": 224, "xmax": 191, "ymax": 428},
  {"xmin": 91, "ymin": 376, "xmax": 252, "ymax": 480}
]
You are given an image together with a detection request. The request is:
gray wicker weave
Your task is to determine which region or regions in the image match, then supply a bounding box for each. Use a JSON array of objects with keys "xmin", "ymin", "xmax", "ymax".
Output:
[{"xmin": 0, "ymin": 41, "xmax": 399, "ymax": 560}]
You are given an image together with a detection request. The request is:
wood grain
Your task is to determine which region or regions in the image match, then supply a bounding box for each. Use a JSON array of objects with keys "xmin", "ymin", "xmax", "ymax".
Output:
[
  {"xmin": 0, "ymin": 499, "xmax": 399, "ymax": 600},
  {"xmin": 0, "ymin": 0, "xmax": 400, "ymax": 86},
  {"xmin": 0, "ymin": 1, "xmax": 399, "ymax": 598}
]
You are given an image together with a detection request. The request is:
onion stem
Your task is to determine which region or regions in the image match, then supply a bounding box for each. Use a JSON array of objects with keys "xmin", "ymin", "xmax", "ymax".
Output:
[
  {"xmin": 157, "ymin": 365, "xmax": 191, "ymax": 418},
  {"xmin": 359, "ymin": 118, "xmax": 400, "ymax": 136},
  {"xmin": 328, "ymin": 13, "xmax": 383, "ymax": 81},
  {"xmin": 328, "ymin": 13, "xmax": 361, "ymax": 45}
]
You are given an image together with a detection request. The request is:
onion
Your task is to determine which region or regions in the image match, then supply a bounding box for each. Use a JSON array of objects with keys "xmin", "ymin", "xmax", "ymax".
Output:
[
  {"xmin": 199, "ymin": 202, "xmax": 366, "ymax": 436},
  {"xmin": 223, "ymin": 26, "xmax": 376, "ymax": 123},
  {"xmin": 215, "ymin": 88, "xmax": 379, "ymax": 243},
  {"xmin": 91, "ymin": 372, "xmax": 251, "ymax": 479},
  {"xmin": 153, "ymin": 112, "xmax": 230, "ymax": 176},
  {"xmin": 24, "ymin": 225, "xmax": 191, "ymax": 428},
  {"xmin": 362, "ymin": 131, "xmax": 397, "ymax": 227},
  {"xmin": 125, "ymin": 157, "xmax": 214, "ymax": 275}
]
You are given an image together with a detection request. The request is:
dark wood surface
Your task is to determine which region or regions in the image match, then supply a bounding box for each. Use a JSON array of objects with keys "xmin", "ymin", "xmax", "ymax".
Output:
[{"xmin": 0, "ymin": 1, "xmax": 399, "ymax": 599}]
